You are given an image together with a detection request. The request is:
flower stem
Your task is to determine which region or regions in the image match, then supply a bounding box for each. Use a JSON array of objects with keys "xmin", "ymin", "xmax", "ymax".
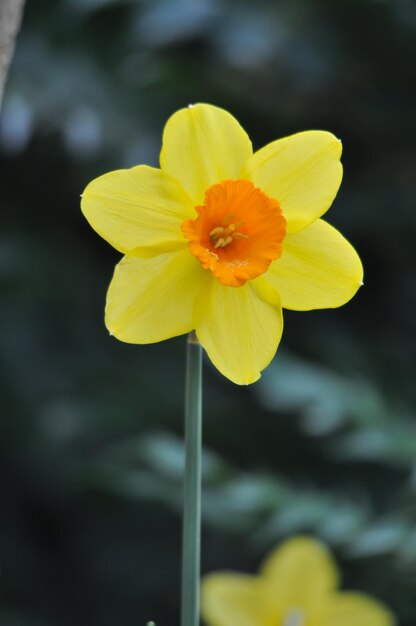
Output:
[{"xmin": 181, "ymin": 331, "xmax": 203, "ymax": 626}]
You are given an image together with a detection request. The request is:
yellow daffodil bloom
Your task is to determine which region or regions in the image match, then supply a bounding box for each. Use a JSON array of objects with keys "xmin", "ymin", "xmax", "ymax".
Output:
[
  {"xmin": 201, "ymin": 536, "xmax": 395, "ymax": 626},
  {"xmin": 81, "ymin": 104, "xmax": 363, "ymax": 385}
]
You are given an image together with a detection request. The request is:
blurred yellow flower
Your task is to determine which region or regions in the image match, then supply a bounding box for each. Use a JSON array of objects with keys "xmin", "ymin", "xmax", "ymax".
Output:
[
  {"xmin": 201, "ymin": 536, "xmax": 395, "ymax": 626},
  {"xmin": 81, "ymin": 104, "xmax": 363, "ymax": 385}
]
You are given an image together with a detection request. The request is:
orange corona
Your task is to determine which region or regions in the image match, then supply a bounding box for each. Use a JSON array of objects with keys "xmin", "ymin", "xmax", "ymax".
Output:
[{"xmin": 181, "ymin": 179, "xmax": 287, "ymax": 287}]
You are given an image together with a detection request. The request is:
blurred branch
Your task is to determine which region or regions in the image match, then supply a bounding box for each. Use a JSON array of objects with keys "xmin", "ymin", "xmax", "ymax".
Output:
[
  {"xmin": 85, "ymin": 431, "xmax": 416, "ymax": 572},
  {"xmin": 0, "ymin": 0, "xmax": 25, "ymax": 108}
]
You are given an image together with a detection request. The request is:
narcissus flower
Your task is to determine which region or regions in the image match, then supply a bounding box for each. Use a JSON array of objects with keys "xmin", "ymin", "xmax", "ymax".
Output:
[
  {"xmin": 201, "ymin": 536, "xmax": 395, "ymax": 626},
  {"xmin": 81, "ymin": 104, "xmax": 363, "ymax": 385}
]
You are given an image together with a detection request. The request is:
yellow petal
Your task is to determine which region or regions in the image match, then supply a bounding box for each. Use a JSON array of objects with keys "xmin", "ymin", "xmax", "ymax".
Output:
[
  {"xmin": 194, "ymin": 278, "xmax": 283, "ymax": 385},
  {"xmin": 260, "ymin": 536, "xmax": 340, "ymax": 608},
  {"xmin": 81, "ymin": 165, "xmax": 193, "ymax": 255},
  {"xmin": 160, "ymin": 103, "xmax": 253, "ymax": 204},
  {"xmin": 105, "ymin": 250, "xmax": 204, "ymax": 343},
  {"xmin": 244, "ymin": 131, "xmax": 342, "ymax": 232},
  {"xmin": 265, "ymin": 219, "xmax": 363, "ymax": 310},
  {"xmin": 201, "ymin": 574, "xmax": 279, "ymax": 626},
  {"xmin": 320, "ymin": 592, "xmax": 396, "ymax": 626}
]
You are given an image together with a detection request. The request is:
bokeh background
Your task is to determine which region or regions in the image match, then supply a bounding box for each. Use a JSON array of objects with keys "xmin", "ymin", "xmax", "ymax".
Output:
[{"xmin": 1, "ymin": 0, "xmax": 416, "ymax": 624}]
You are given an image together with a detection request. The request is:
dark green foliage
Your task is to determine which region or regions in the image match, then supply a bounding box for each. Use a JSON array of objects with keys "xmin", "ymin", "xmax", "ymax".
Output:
[{"xmin": 0, "ymin": 0, "xmax": 415, "ymax": 624}]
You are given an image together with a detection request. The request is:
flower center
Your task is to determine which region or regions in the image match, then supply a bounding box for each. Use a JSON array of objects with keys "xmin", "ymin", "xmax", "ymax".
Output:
[
  {"xmin": 282, "ymin": 609, "xmax": 306, "ymax": 626},
  {"xmin": 209, "ymin": 217, "xmax": 248, "ymax": 249},
  {"xmin": 181, "ymin": 179, "xmax": 286, "ymax": 287}
]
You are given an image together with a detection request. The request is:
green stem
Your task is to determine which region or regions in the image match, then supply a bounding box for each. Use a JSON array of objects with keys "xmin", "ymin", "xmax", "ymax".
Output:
[{"xmin": 181, "ymin": 331, "xmax": 203, "ymax": 626}]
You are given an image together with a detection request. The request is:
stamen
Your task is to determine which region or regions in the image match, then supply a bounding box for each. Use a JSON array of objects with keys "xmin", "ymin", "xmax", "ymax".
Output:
[
  {"xmin": 209, "ymin": 222, "xmax": 247, "ymax": 249},
  {"xmin": 214, "ymin": 237, "xmax": 226, "ymax": 249},
  {"xmin": 209, "ymin": 226, "xmax": 225, "ymax": 237}
]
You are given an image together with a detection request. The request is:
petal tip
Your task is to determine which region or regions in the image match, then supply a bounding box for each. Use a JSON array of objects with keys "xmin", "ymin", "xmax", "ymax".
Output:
[{"xmin": 242, "ymin": 371, "xmax": 262, "ymax": 386}]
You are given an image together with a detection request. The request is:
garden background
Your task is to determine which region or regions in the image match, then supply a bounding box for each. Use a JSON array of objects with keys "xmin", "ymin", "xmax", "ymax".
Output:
[{"xmin": 1, "ymin": 0, "xmax": 416, "ymax": 624}]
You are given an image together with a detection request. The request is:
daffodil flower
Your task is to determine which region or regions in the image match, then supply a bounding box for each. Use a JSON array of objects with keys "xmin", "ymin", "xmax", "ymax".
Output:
[
  {"xmin": 81, "ymin": 104, "xmax": 363, "ymax": 384},
  {"xmin": 201, "ymin": 536, "xmax": 395, "ymax": 626}
]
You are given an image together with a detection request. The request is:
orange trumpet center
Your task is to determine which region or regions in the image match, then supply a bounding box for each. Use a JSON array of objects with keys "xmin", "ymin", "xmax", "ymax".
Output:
[{"xmin": 181, "ymin": 179, "xmax": 286, "ymax": 287}]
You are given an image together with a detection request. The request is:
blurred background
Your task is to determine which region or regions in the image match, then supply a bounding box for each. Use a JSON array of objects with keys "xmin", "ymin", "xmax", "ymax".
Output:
[{"xmin": 1, "ymin": 0, "xmax": 416, "ymax": 624}]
